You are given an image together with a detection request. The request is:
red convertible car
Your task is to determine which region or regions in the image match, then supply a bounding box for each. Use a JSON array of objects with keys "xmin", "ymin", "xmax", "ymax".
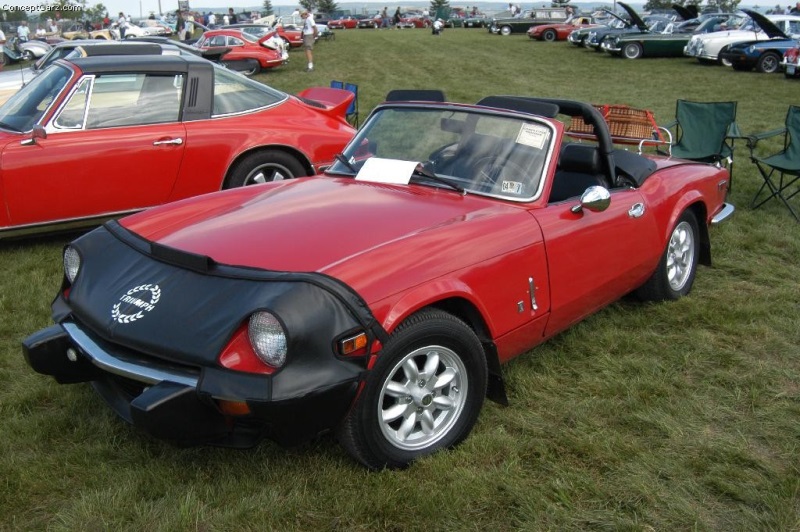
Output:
[
  {"xmin": 23, "ymin": 94, "xmax": 733, "ymax": 469},
  {"xmin": 193, "ymin": 28, "xmax": 285, "ymax": 75},
  {"xmin": 328, "ymin": 16, "xmax": 361, "ymax": 29},
  {"xmin": 527, "ymin": 16, "xmax": 598, "ymax": 41},
  {"xmin": 0, "ymin": 53, "xmax": 355, "ymax": 239}
]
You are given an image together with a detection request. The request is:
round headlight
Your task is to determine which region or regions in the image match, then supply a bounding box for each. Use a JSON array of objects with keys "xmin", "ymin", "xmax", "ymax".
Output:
[
  {"xmin": 63, "ymin": 246, "xmax": 81, "ymax": 284},
  {"xmin": 248, "ymin": 311, "xmax": 287, "ymax": 368}
]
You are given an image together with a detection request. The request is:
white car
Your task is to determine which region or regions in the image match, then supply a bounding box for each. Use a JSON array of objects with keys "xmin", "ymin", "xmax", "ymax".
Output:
[{"xmin": 684, "ymin": 14, "xmax": 800, "ymax": 65}]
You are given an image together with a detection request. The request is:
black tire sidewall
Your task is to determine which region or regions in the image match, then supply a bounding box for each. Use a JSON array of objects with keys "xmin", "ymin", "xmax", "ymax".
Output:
[{"xmin": 350, "ymin": 311, "xmax": 487, "ymax": 469}]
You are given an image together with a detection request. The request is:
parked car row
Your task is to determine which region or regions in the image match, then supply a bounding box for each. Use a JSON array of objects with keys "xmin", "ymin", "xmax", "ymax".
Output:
[{"xmin": 535, "ymin": 2, "xmax": 800, "ymax": 77}]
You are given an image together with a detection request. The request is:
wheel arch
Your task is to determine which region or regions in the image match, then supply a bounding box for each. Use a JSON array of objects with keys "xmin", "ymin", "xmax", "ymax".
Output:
[
  {"xmin": 667, "ymin": 198, "xmax": 711, "ymax": 267},
  {"xmin": 686, "ymin": 201, "xmax": 711, "ymax": 266},
  {"xmin": 379, "ymin": 283, "xmax": 507, "ymax": 406},
  {"xmin": 222, "ymin": 145, "xmax": 315, "ymax": 188}
]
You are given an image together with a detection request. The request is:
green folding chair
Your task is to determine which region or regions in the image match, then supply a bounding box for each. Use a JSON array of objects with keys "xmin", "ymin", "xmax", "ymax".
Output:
[
  {"xmin": 747, "ymin": 105, "xmax": 800, "ymax": 222},
  {"xmin": 662, "ymin": 100, "xmax": 742, "ymax": 190}
]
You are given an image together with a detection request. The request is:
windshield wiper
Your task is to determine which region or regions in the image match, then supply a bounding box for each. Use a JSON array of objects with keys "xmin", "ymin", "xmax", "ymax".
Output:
[
  {"xmin": 334, "ymin": 153, "xmax": 358, "ymax": 174},
  {"xmin": 411, "ymin": 163, "xmax": 466, "ymax": 195}
]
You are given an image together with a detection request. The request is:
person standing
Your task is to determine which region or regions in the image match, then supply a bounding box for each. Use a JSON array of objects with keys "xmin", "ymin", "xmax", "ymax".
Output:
[
  {"xmin": 0, "ymin": 27, "xmax": 6, "ymax": 64},
  {"xmin": 228, "ymin": 8, "xmax": 239, "ymax": 24},
  {"xmin": 381, "ymin": 7, "xmax": 389, "ymax": 28},
  {"xmin": 208, "ymin": 12, "xmax": 216, "ymax": 27},
  {"xmin": 393, "ymin": 7, "xmax": 402, "ymax": 29},
  {"xmin": 17, "ymin": 21, "xmax": 30, "ymax": 42},
  {"xmin": 117, "ymin": 12, "xmax": 127, "ymax": 39},
  {"xmin": 175, "ymin": 10, "xmax": 186, "ymax": 41},
  {"xmin": 300, "ymin": 9, "xmax": 317, "ymax": 71}
]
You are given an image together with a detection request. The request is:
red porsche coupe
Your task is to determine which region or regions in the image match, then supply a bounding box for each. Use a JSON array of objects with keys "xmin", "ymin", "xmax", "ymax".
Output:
[
  {"xmin": 0, "ymin": 53, "xmax": 355, "ymax": 239},
  {"xmin": 23, "ymin": 94, "xmax": 733, "ymax": 469}
]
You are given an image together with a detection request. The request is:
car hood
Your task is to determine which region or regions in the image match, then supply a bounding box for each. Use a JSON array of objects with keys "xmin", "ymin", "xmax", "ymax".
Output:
[
  {"xmin": 119, "ymin": 177, "xmax": 539, "ymax": 304},
  {"xmin": 744, "ymin": 9, "xmax": 789, "ymax": 39},
  {"xmin": 618, "ymin": 2, "xmax": 649, "ymax": 32}
]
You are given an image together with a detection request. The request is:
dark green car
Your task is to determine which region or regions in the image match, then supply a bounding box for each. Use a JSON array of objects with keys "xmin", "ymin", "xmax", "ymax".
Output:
[{"xmin": 600, "ymin": 2, "xmax": 689, "ymax": 59}]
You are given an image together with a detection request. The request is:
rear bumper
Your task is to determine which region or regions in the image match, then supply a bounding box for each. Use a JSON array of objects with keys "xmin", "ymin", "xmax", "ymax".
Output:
[{"xmin": 22, "ymin": 322, "xmax": 360, "ymax": 447}]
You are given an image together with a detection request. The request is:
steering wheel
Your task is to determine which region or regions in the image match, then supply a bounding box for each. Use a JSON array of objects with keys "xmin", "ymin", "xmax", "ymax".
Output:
[{"xmin": 471, "ymin": 156, "xmax": 527, "ymax": 193}]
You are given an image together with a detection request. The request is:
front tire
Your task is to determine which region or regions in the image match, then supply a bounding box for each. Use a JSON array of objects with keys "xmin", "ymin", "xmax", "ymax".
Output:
[
  {"xmin": 224, "ymin": 149, "xmax": 306, "ymax": 188},
  {"xmin": 22, "ymin": 50, "xmax": 34, "ymax": 61},
  {"xmin": 623, "ymin": 42, "xmax": 643, "ymax": 60},
  {"xmin": 542, "ymin": 29, "xmax": 557, "ymax": 42},
  {"xmin": 636, "ymin": 210, "xmax": 700, "ymax": 301},
  {"xmin": 756, "ymin": 51, "xmax": 780, "ymax": 74},
  {"xmin": 337, "ymin": 309, "xmax": 487, "ymax": 469}
]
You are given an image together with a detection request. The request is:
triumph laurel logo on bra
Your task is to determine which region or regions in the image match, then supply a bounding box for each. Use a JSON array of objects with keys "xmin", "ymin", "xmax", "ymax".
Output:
[{"xmin": 111, "ymin": 284, "xmax": 161, "ymax": 324}]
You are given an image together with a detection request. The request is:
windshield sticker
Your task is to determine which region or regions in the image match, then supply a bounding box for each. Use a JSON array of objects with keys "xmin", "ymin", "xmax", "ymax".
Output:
[
  {"xmin": 355, "ymin": 157, "xmax": 417, "ymax": 185},
  {"xmin": 515, "ymin": 123, "xmax": 549, "ymax": 149},
  {"xmin": 501, "ymin": 181, "xmax": 524, "ymax": 195}
]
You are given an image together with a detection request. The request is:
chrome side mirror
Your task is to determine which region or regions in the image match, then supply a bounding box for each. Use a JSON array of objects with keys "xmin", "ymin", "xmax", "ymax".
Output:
[
  {"xmin": 20, "ymin": 125, "xmax": 47, "ymax": 146},
  {"xmin": 571, "ymin": 185, "xmax": 611, "ymax": 214}
]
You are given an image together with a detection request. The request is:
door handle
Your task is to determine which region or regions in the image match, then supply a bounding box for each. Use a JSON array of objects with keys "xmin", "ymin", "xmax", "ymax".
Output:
[
  {"xmin": 628, "ymin": 203, "xmax": 645, "ymax": 218},
  {"xmin": 153, "ymin": 138, "xmax": 183, "ymax": 146}
]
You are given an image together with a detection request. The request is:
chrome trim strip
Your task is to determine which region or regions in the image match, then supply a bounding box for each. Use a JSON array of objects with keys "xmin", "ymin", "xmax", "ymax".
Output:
[
  {"xmin": 62, "ymin": 322, "xmax": 199, "ymax": 387},
  {"xmin": 711, "ymin": 203, "xmax": 735, "ymax": 225}
]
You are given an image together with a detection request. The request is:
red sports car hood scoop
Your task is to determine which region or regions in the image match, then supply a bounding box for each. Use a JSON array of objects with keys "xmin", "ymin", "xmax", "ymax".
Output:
[{"xmin": 120, "ymin": 177, "xmax": 534, "ymax": 301}]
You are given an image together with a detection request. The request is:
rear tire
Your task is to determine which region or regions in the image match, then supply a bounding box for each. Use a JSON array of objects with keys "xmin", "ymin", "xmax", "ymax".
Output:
[
  {"xmin": 636, "ymin": 210, "xmax": 700, "ymax": 301},
  {"xmin": 500, "ymin": 25, "xmax": 512, "ymax": 36},
  {"xmin": 224, "ymin": 150, "xmax": 306, "ymax": 188},
  {"xmin": 337, "ymin": 309, "xmax": 487, "ymax": 469},
  {"xmin": 718, "ymin": 47, "xmax": 732, "ymax": 67}
]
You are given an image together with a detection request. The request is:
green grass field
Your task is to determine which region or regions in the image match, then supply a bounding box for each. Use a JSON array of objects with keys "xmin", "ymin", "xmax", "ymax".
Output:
[{"xmin": 1, "ymin": 29, "xmax": 799, "ymax": 530}]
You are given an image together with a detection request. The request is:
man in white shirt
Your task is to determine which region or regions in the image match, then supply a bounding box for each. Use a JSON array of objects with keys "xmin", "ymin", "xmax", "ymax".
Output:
[
  {"xmin": 17, "ymin": 21, "xmax": 30, "ymax": 42},
  {"xmin": 300, "ymin": 9, "xmax": 318, "ymax": 72}
]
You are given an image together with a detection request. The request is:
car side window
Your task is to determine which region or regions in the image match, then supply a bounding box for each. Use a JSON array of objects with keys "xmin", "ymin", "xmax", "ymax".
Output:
[
  {"xmin": 76, "ymin": 73, "xmax": 183, "ymax": 129},
  {"xmin": 208, "ymin": 35, "xmax": 226, "ymax": 46},
  {"xmin": 227, "ymin": 36, "xmax": 245, "ymax": 46},
  {"xmin": 212, "ymin": 66, "xmax": 285, "ymax": 116},
  {"xmin": 788, "ymin": 20, "xmax": 800, "ymax": 35}
]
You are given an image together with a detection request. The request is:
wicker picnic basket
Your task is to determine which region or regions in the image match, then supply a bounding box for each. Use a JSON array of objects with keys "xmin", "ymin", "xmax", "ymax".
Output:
[{"xmin": 568, "ymin": 104, "xmax": 663, "ymax": 141}]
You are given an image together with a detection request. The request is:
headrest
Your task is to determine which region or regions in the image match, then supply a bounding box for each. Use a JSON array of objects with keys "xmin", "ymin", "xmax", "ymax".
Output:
[{"xmin": 559, "ymin": 144, "xmax": 602, "ymax": 174}]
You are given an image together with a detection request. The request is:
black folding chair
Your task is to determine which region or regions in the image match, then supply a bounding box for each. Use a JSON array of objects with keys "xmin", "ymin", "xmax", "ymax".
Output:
[{"xmin": 747, "ymin": 105, "xmax": 800, "ymax": 221}]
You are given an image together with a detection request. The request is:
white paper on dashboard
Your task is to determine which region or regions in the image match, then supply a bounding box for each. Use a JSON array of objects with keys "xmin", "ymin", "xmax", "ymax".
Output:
[{"xmin": 355, "ymin": 157, "xmax": 418, "ymax": 185}]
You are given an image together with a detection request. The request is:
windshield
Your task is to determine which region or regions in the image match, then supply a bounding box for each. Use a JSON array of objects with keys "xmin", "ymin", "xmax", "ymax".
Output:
[
  {"xmin": 0, "ymin": 63, "xmax": 72, "ymax": 132},
  {"xmin": 327, "ymin": 106, "xmax": 555, "ymax": 201}
]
